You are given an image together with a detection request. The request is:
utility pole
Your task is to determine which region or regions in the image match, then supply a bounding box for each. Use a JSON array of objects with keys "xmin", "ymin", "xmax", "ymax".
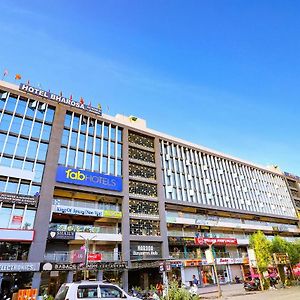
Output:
[{"xmin": 79, "ymin": 235, "xmax": 96, "ymax": 280}]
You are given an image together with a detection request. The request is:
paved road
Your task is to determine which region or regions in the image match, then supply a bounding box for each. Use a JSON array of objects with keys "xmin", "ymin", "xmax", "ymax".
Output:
[{"xmin": 198, "ymin": 284, "xmax": 300, "ymax": 299}]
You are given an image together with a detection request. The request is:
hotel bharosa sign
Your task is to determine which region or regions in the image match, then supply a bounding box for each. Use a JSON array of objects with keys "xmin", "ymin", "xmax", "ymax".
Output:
[
  {"xmin": 19, "ymin": 83, "xmax": 102, "ymax": 116},
  {"xmin": 56, "ymin": 166, "xmax": 122, "ymax": 192}
]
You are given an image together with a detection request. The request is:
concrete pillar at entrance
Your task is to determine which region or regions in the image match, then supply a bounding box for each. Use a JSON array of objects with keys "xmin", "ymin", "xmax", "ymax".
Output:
[
  {"xmin": 97, "ymin": 271, "xmax": 103, "ymax": 281},
  {"xmin": 122, "ymin": 270, "xmax": 128, "ymax": 292},
  {"xmin": 31, "ymin": 272, "xmax": 41, "ymax": 292},
  {"xmin": 143, "ymin": 272, "xmax": 149, "ymax": 290},
  {"xmin": 67, "ymin": 271, "xmax": 73, "ymax": 283}
]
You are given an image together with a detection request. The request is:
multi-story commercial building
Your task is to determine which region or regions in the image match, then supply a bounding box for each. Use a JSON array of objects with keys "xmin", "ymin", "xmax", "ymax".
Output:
[
  {"xmin": 284, "ymin": 172, "xmax": 300, "ymax": 218},
  {"xmin": 0, "ymin": 80, "xmax": 299, "ymax": 296}
]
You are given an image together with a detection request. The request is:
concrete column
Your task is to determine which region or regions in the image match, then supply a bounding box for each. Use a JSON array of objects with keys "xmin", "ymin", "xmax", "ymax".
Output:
[
  {"xmin": 31, "ymin": 272, "xmax": 41, "ymax": 290},
  {"xmin": 0, "ymin": 273, "xmax": 3, "ymax": 291},
  {"xmin": 97, "ymin": 271, "xmax": 103, "ymax": 281},
  {"xmin": 122, "ymin": 269, "xmax": 128, "ymax": 292},
  {"xmin": 67, "ymin": 271, "xmax": 73, "ymax": 283}
]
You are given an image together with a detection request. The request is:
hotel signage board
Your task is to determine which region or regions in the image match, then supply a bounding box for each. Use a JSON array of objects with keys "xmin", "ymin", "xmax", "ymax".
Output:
[
  {"xmin": 19, "ymin": 83, "xmax": 102, "ymax": 116},
  {"xmin": 0, "ymin": 192, "xmax": 37, "ymax": 206},
  {"xmin": 56, "ymin": 166, "xmax": 122, "ymax": 192},
  {"xmin": 0, "ymin": 262, "xmax": 40, "ymax": 272}
]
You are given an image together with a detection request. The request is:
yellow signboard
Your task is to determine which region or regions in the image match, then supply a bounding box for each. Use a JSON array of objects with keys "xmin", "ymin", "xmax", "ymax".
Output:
[{"xmin": 103, "ymin": 210, "xmax": 122, "ymax": 218}]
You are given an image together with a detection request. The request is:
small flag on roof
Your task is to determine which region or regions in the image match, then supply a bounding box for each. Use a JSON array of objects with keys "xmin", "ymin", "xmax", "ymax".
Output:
[{"xmin": 15, "ymin": 74, "xmax": 21, "ymax": 80}]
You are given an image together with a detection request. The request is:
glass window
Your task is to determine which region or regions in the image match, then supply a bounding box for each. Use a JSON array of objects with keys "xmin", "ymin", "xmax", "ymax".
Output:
[
  {"xmin": 109, "ymin": 142, "xmax": 115, "ymax": 157},
  {"xmin": 79, "ymin": 134, "xmax": 86, "ymax": 149},
  {"xmin": 0, "ymin": 133, "xmax": 6, "ymax": 152},
  {"xmin": 33, "ymin": 163, "xmax": 44, "ymax": 182},
  {"xmin": 6, "ymin": 180, "xmax": 18, "ymax": 193},
  {"xmin": 86, "ymin": 153, "xmax": 92, "ymax": 170},
  {"xmin": 70, "ymin": 131, "xmax": 78, "ymax": 148},
  {"xmin": 0, "ymin": 157, "xmax": 12, "ymax": 167},
  {"xmin": 96, "ymin": 122, "xmax": 102, "ymax": 137},
  {"xmin": 117, "ymin": 144, "xmax": 122, "ymax": 158},
  {"xmin": 72, "ymin": 114, "xmax": 80, "ymax": 130},
  {"xmin": 0, "ymin": 207, "xmax": 12, "ymax": 228},
  {"xmin": 62, "ymin": 129, "xmax": 70, "ymax": 145},
  {"xmin": 102, "ymin": 157, "xmax": 107, "ymax": 173},
  {"xmin": 35, "ymin": 103, "xmax": 46, "ymax": 120},
  {"xmin": 3, "ymin": 135, "xmax": 17, "ymax": 155},
  {"xmin": 29, "ymin": 185, "xmax": 40, "ymax": 196},
  {"xmin": 93, "ymin": 155, "xmax": 100, "ymax": 172},
  {"xmin": 26, "ymin": 101, "xmax": 36, "ymax": 118},
  {"xmin": 10, "ymin": 208, "xmax": 24, "ymax": 229},
  {"xmin": 0, "ymin": 178, "xmax": 6, "ymax": 191},
  {"xmin": 64, "ymin": 112, "xmax": 72, "ymax": 128},
  {"xmin": 5, "ymin": 95, "xmax": 18, "ymax": 112},
  {"xmin": 103, "ymin": 140, "xmax": 108, "ymax": 156},
  {"xmin": 68, "ymin": 149, "xmax": 76, "ymax": 166},
  {"xmin": 12, "ymin": 159, "xmax": 23, "ymax": 169},
  {"xmin": 15, "ymin": 138, "xmax": 28, "ymax": 157},
  {"xmin": 110, "ymin": 127, "xmax": 116, "ymax": 140},
  {"xmin": 15, "ymin": 98, "xmax": 28, "ymax": 115},
  {"xmin": 87, "ymin": 136, "xmax": 93, "ymax": 152},
  {"xmin": 103, "ymin": 124, "xmax": 109, "ymax": 139},
  {"xmin": 117, "ymin": 160, "xmax": 122, "ymax": 176},
  {"xmin": 80, "ymin": 117, "xmax": 87, "ymax": 133},
  {"xmin": 10, "ymin": 116, "xmax": 23, "ymax": 134},
  {"xmin": 23, "ymin": 161, "xmax": 34, "ymax": 171},
  {"xmin": 19, "ymin": 181, "xmax": 30, "ymax": 195},
  {"xmin": 41, "ymin": 124, "xmax": 51, "ymax": 141},
  {"xmin": 95, "ymin": 138, "xmax": 101, "ymax": 153},
  {"xmin": 22, "ymin": 210, "xmax": 36, "ymax": 229},
  {"xmin": 31, "ymin": 121, "xmax": 42, "ymax": 139},
  {"xmin": 0, "ymin": 94, "xmax": 7, "ymax": 110},
  {"xmin": 100, "ymin": 285, "xmax": 122, "ymax": 298},
  {"xmin": 21, "ymin": 119, "xmax": 33, "ymax": 136},
  {"xmin": 45, "ymin": 106, "xmax": 55, "ymax": 123},
  {"xmin": 59, "ymin": 148, "xmax": 67, "ymax": 165},
  {"xmin": 37, "ymin": 143, "xmax": 48, "ymax": 161},
  {"xmin": 109, "ymin": 159, "xmax": 115, "ymax": 175},
  {"xmin": 117, "ymin": 129, "xmax": 122, "ymax": 142},
  {"xmin": 88, "ymin": 121, "xmax": 94, "ymax": 135},
  {"xmin": 27, "ymin": 140, "xmax": 38, "ymax": 159},
  {"xmin": 77, "ymin": 285, "xmax": 98, "ymax": 298},
  {"xmin": 0, "ymin": 113, "xmax": 12, "ymax": 132},
  {"xmin": 77, "ymin": 151, "xmax": 84, "ymax": 169}
]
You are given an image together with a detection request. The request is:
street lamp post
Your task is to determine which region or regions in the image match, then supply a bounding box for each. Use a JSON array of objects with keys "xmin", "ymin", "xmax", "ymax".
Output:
[
  {"xmin": 208, "ymin": 243, "xmax": 222, "ymax": 298},
  {"xmin": 79, "ymin": 235, "xmax": 97, "ymax": 280}
]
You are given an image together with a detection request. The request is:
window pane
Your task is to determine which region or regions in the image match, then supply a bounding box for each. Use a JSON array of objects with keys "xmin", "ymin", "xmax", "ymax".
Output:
[
  {"xmin": 109, "ymin": 159, "xmax": 115, "ymax": 175},
  {"xmin": 86, "ymin": 153, "xmax": 92, "ymax": 170},
  {"xmin": 10, "ymin": 116, "xmax": 23, "ymax": 134},
  {"xmin": 59, "ymin": 148, "xmax": 67, "ymax": 165},
  {"xmin": 0, "ymin": 113, "xmax": 12, "ymax": 132},
  {"xmin": 103, "ymin": 140, "xmax": 108, "ymax": 156},
  {"xmin": 10, "ymin": 208, "xmax": 24, "ymax": 229},
  {"xmin": 95, "ymin": 138, "xmax": 101, "ymax": 153},
  {"xmin": 64, "ymin": 112, "xmax": 72, "ymax": 128},
  {"xmin": 110, "ymin": 127, "xmax": 116, "ymax": 140},
  {"xmin": 45, "ymin": 106, "xmax": 55, "ymax": 123},
  {"xmin": 103, "ymin": 125, "xmax": 109, "ymax": 139},
  {"xmin": 23, "ymin": 161, "xmax": 34, "ymax": 171},
  {"xmin": 88, "ymin": 121, "xmax": 94, "ymax": 135},
  {"xmin": 87, "ymin": 136, "xmax": 93, "ymax": 152},
  {"xmin": 23, "ymin": 210, "xmax": 36, "ymax": 230},
  {"xmin": 16, "ymin": 138, "xmax": 28, "ymax": 157},
  {"xmin": 33, "ymin": 163, "xmax": 44, "ymax": 182},
  {"xmin": 6, "ymin": 180, "xmax": 18, "ymax": 193},
  {"xmin": 0, "ymin": 157, "xmax": 12, "ymax": 167},
  {"xmin": 21, "ymin": 119, "xmax": 33, "ymax": 136},
  {"xmin": 117, "ymin": 129, "xmax": 122, "ymax": 142},
  {"xmin": 110, "ymin": 142, "xmax": 115, "ymax": 157},
  {"xmin": 100, "ymin": 286, "xmax": 122, "ymax": 298},
  {"xmin": 79, "ymin": 134, "xmax": 86, "ymax": 149},
  {"xmin": 15, "ymin": 98, "xmax": 28, "ymax": 115},
  {"xmin": 41, "ymin": 124, "xmax": 51, "ymax": 141},
  {"xmin": 68, "ymin": 149, "xmax": 76, "ymax": 166},
  {"xmin": 96, "ymin": 122, "xmax": 102, "ymax": 137},
  {"xmin": 12, "ymin": 159, "xmax": 23, "ymax": 169},
  {"xmin": 26, "ymin": 101, "xmax": 36, "ymax": 118},
  {"xmin": 70, "ymin": 131, "xmax": 78, "ymax": 148},
  {"xmin": 80, "ymin": 117, "xmax": 87, "ymax": 133},
  {"xmin": 77, "ymin": 151, "xmax": 84, "ymax": 169},
  {"xmin": 3, "ymin": 135, "xmax": 17, "ymax": 155},
  {"xmin": 93, "ymin": 155, "xmax": 100, "ymax": 172},
  {"xmin": 102, "ymin": 157, "xmax": 107, "ymax": 173},
  {"xmin": 0, "ymin": 207, "xmax": 12, "ymax": 228},
  {"xmin": 31, "ymin": 121, "xmax": 42, "ymax": 139},
  {"xmin": 62, "ymin": 129, "xmax": 70, "ymax": 145},
  {"xmin": 72, "ymin": 114, "xmax": 80, "ymax": 130},
  {"xmin": 27, "ymin": 140, "xmax": 38, "ymax": 159},
  {"xmin": 5, "ymin": 95, "xmax": 18, "ymax": 112},
  {"xmin": 117, "ymin": 160, "xmax": 122, "ymax": 176},
  {"xmin": 19, "ymin": 182, "xmax": 30, "ymax": 195},
  {"xmin": 117, "ymin": 144, "xmax": 122, "ymax": 158},
  {"xmin": 37, "ymin": 143, "xmax": 48, "ymax": 161},
  {"xmin": 29, "ymin": 185, "xmax": 40, "ymax": 196}
]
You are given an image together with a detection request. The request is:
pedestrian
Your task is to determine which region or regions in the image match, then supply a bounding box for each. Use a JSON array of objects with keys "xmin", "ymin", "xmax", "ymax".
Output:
[
  {"xmin": 156, "ymin": 282, "xmax": 163, "ymax": 296},
  {"xmin": 192, "ymin": 274, "xmax": 199, "ymax": 285}
]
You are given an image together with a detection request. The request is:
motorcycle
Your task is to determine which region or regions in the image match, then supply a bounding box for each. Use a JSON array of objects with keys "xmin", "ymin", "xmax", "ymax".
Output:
[{"xmin": 244, "ymin": 278, "xmax": 261, "ymax": 291}]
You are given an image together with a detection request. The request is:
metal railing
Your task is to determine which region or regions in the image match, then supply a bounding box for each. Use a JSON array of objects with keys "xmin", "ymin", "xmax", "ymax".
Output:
[{"xmin": 169, "ymin": 251, "xmax": 248, "ymax": 260}]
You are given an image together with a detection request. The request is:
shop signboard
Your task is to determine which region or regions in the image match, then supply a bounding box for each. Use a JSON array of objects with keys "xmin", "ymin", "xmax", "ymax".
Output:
[
  {"xmin": 184, "ymin": 260, "xmax": 201, "ymax": 267},
  {"xmin": 70, "ymin": 250, "xmax": 85, "ymax": 263},
  {"xmin": 131, "ymin": 261, "xmax": 161, "ymax": 269},
  {"xmin": 56, "ymin": 166, "xmax": 122, "ymax": 192},
  {"xmin": 130, "ymin": 242, "xmax": 162, "ymax": 260},
  {"xmin": 214, "ymin": 258, "xmax": 244, "ymax": 265},
  {"xmin": 103, "ymin": 210, "xmax": 122, "ymax": 218},
  {"xmin": 48, "ymin": 231, "xmax": 75, "ymax": 240},
  {"xmin": 194, "ymin": 237, "xmax": 237, "ymax": 245},
  {"xmin": 0, "ymin": 192, "xmax": 38, "ymax": 206},
  {"xmin": 0, "ymin": 262, "xmax": 40, "ymax": 272},
  {"xmin": 88, "ymin": 253, "xmax": 102, "ymax": 262},
  {"xmin": 41, "ymin": 262, "xmax": 127, "ymax": 271},
  {"xmin": 170, "ymin": 261, "xmax": 183, "ymax": 268},
  {"xmin": 12, "ymin": 215, "xmax": 23, "ymax": 224},
  {"xmin": 19, "ymin": 83, "xmax": 102, "ymax": 116}
]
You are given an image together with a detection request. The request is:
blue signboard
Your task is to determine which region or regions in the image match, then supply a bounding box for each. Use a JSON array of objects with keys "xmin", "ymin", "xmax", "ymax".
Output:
[{"xmin": 56, "ymin": 166, "xmax": 122, "ymax": 192}]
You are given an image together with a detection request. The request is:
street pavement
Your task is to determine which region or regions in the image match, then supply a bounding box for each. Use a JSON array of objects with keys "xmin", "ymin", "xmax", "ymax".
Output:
[{"xmin": 198, "ymin": 283, "xmax": 300, "ymax": 299}]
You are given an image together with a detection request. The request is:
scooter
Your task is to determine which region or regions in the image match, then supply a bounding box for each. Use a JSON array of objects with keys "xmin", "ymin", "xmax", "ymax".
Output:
[{"xmin": 244, "ymin": 278, "xmax": 261, "ymax": 291}]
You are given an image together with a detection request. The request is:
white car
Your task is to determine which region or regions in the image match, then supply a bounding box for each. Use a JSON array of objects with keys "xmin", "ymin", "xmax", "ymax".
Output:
[{"xmin": 54, "ymin": 281, "xmax": 141, "ymax": 300}]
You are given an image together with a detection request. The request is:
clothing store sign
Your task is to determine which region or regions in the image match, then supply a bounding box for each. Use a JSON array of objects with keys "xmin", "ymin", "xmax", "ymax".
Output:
[
  {"xmin": 0, "ymin": 192, "xmax": 37, "ymax": 206},
  {"xmin": 56, "ymin": 166, "xmax": 122, "ymax": 192},
  {"xmin": 130, "ymin": 242, "xmax": 162, "ymax": 260},
  {"xmin": 0, "ymin": 262, "xmax": 40, "ymax": 272}
]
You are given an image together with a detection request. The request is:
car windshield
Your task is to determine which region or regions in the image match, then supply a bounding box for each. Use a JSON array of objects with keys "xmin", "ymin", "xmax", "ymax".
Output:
[{"xmin": 54, "ymin": 284, "xmax": 69, "ymax": 300}]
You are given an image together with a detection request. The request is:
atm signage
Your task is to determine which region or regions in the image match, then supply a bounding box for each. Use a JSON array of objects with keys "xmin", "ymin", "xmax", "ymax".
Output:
[{"xmin": 56, "ymin": 167, "xmax": 122, "ymax": 192}]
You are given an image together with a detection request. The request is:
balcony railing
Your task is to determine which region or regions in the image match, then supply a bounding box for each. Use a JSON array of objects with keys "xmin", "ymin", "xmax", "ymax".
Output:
[
  {"xmin": 49, "ymin": 223, "xmax": 120, "ymax": 234},
  {"xmin": 169, "ymin": 251, "xmax": 248, "ymax": 260},
  {"xmin": 44, "ymin": 251, "xmax": 122, "ymax": 263}
]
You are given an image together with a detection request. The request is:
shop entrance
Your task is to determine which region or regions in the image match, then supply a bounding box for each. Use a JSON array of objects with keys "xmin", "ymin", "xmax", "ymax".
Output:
[{"xmin": 129, "ymin": 268, "xmax": 160, "ymax": 290}]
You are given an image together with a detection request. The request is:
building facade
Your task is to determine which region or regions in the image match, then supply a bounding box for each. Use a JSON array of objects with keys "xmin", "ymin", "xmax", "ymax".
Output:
[{"xmin": 0, "ymin": 80, "xmax": 299, "ymax": 296}]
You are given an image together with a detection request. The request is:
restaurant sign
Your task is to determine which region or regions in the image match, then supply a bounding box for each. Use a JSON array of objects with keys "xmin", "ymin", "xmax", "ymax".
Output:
[
  {"xmin": 130, "ymin": 242, "xmax": 162, "ymax": 260},
  {"xmin": 194, "ymin": 237, "xmax": 237, "ymax": 245},
  {"xmin": 0, "ymin": 192, "xmax": 38, "ymax": 206},
  {"xmin": 19, "ymin": 83, "xmax": 102, "ymax": 116}
]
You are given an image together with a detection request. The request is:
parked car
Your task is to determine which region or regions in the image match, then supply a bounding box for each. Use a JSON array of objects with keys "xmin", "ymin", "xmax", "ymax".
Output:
[{"xmin": 54, "ymin": 281, "xmax": 141, "ymax": 300}]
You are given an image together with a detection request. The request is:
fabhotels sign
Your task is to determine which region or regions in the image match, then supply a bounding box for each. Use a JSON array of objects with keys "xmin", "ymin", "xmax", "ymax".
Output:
[
  {"xmin": 19, "ymin": 83, "xmax": 102, "ymax": 116},
  {"xmin": 56, "ymin": 166, "xmax": 122, "ymax": 192}
]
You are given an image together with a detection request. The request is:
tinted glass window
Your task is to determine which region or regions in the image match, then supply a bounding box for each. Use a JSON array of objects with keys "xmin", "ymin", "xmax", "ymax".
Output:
[
  {"xmin": 100, "ymin": 285, "xmax": 122, "ymax": 298},
  {"xmin": 54, "ymin": 284, "xmax": 69, "ymax": 300},
  {"xmin": 15, "ymin": 98, "xmax": 28, "ymax": 115},
  {"xmin": 77, "ymin": 285, "xmax": 98, "ymax": 298},
  {"xmin": 45, "ymin": 106, "xmax": 55, "ymax": 123}
]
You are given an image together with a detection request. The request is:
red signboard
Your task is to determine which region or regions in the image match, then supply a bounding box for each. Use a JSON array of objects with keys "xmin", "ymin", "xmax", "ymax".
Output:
[
  {"xmin": 70, "ymin": 250, "xmax": 85, "ymax": 264},
  {"xmin": 12, "ymin": 215, "xmax": 23, "ymax": 224},
  {"xmin": 194, "ymin": 237, "xmax": 237, "ymax": 245},
  {"xmin": 88, "ymin": 253, "xmax": 102, "ymax": 262}
]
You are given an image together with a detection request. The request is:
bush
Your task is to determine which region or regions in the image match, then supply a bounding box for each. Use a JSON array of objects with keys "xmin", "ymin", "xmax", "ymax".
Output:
[{"xmin": 163, "ymin": 280, "xmax": 199, "ymax": 300}]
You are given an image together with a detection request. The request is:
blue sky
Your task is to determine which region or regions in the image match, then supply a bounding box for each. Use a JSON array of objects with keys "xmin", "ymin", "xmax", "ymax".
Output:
[{"xmin": 0, "ymin": 0, "xmax": 299, "ymax": 174}]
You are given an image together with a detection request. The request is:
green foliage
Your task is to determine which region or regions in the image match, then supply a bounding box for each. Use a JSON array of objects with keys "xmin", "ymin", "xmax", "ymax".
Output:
[
  {"xmin": 249, "ymin": 231, "xmax": 272, "ymax": 271},
  {"xmin": 163, "ymin": 280, "xmax": 198, "ymax": 300}
]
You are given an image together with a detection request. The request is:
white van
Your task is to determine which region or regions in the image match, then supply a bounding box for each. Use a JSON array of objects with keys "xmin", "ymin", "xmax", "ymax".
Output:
[{"xmin": 54, "ymin": 281, "xmax": 141, "ymax": 300}]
